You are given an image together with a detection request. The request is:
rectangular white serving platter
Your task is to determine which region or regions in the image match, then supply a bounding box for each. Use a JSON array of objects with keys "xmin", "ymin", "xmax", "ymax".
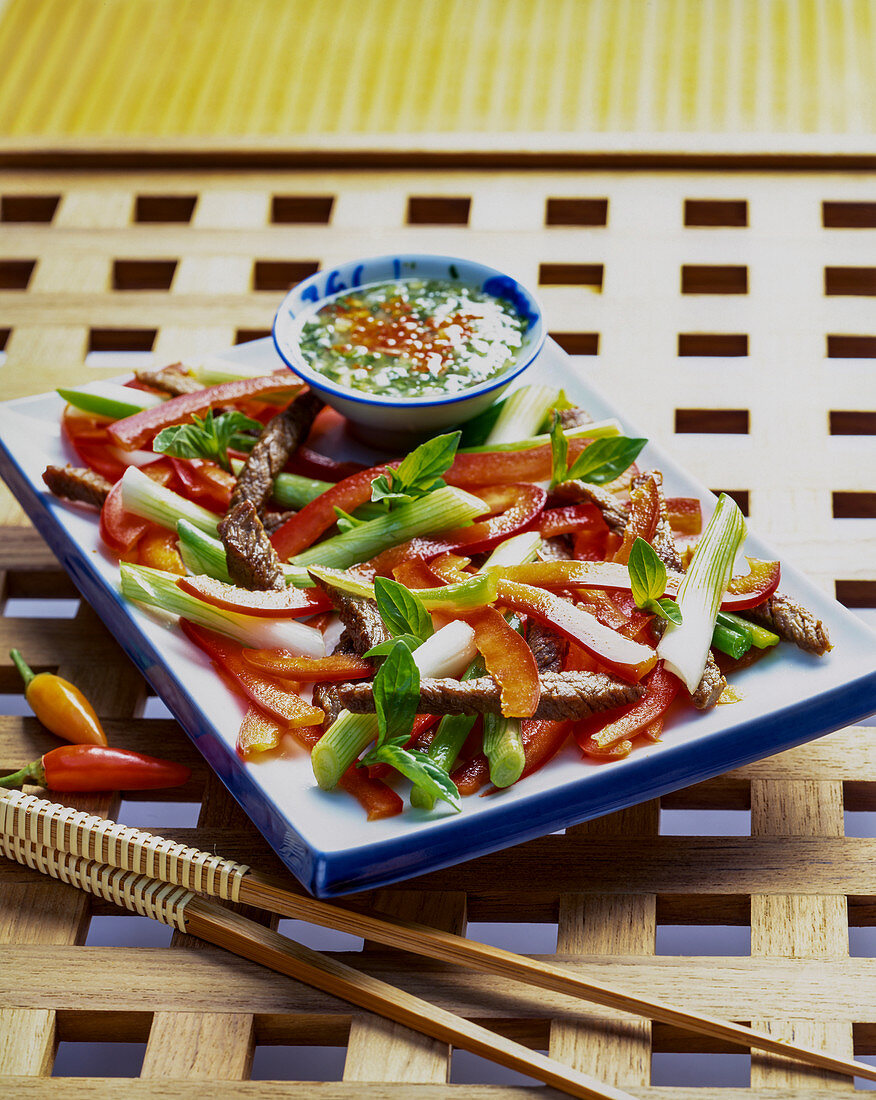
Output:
[{"xmin": 2, "ymin": 337, "xmax": 875, "ymax": 898}]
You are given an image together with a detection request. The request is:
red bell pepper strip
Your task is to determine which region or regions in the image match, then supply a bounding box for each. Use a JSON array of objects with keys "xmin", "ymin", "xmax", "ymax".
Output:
[
  {"xmin": 62, "ymin": 409, "xmax": 129, "ymax": 482},
  {"xmin": 181, "ymin": 620, "xmax": 324, "ymax": 728},
  {"xmin": 338, "ymin": 765, "xmax": 403, "ymax": 820},
  {"xmin": 99, "ymin": 479, "xmax": 150, "ymax": 553},
  {"xmin": 612, "ymin": 473, "xmax": 660, "ymax": 565},
  {"xmin": 723, "ymin": 557, "xmax": 781, "ymax": 609},
  {"xmin": 519, "ymin": 719, "xmax": 573, "ymax": 781},
  {"xmin": 666, "ymin": 497, "xmax": 702, "ymax": 535},
  {"xmin": 534, "ymin": 503, "xmax": 607, "ymax": 538},
  {"xmin": 578, "ymin": 737, "xmax": 633, "ymax": 760},
  {"xmin": 451, "ymin": 752, "xmax": 491, "ymax": 796},
  {"xmin": 287, "ymin": 446, "xmax": 368, "ymax": 483},
  {"xmin": 237, "ymin": 705, "xmax": 285, "ymax": 757},
  {"xmin": 0, "ymin": 744, "xmax": 190, "ymax": 791},
  {"xmin": 270, "ymin": 461, "xmax": 395, "ymax": 560},
  {"xmin": 497, "ymin": 579, "xmax": 657, "ymax": 683},
  {"xmin": 393, "ymin": 558, "xmax": 447, "ymax": 589},
  {"xmin": 455, "ymin": 606, "xmax": 541, "ymax": 718},
  {"xmin": 177, "ymin": 574, "xmax": 332, "ymax": 618},
  {"xmin": 446, "ymin": 439, "xmax": 591, "ymax": 487},
  {"xmin": 242, "ymin": 650, "xmax": 373, "ymax": 682},
  {"xmin": 108, "ymin": 374, "xmax": 302, "ymax": 450},
  {"xmin": 573, "ymin": 662, "xmax": 679, "ymax": 753},
  {"xmin": 168, "ymin": 457, "xmax": 235, "ymax": 512}
]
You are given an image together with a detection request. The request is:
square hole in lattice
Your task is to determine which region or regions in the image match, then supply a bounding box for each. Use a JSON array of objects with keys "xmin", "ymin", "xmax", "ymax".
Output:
[
  {"xmin": 823, "ymin": 201, "xmax": 876, "ymax": 228},
  {"xmin": 659, "ymin": 809, "xmax": 751, "ymax": 836},
  {"xmin": 253, "ymin": 260, "xmax": 320, "ymax": 292},
  {"xmin": 837, "ymin": 580, "xmax": 876, "ymax": 608},
  {"xmin": 545, "ymin": 197, "xmax": 608, "ymax": 226},
  {"xmin": 466, "ymin": 922, "xmax": 558, "ymax": 954},
  {"xmin": 825, "ymin": 267, "xmax": 876, "ymax": 296},
  {"xmin": 84, "ymin": 915, "xmax": 174, "ymax": 948},
  {"xmin": 684, "ymin": 199, "xmax": 748, "ymax": 227},
  {"xmin": 112, "ymin": 259, "xmax": 178, "ymax": 291},
  {"xmin": 88, "ymin": 328, "xmax": 157, "ymax": 353},
  {"xmin": 833, "ymin": 491, "xmax": 876, "ymax": 518},
  {"xmin": 678, "ymin": 333, "xmax": 748, "ymax": 357},
  {"xmin": 0, "ymin": 693, "xmax": 31, "ymax": 716},
  {"xmin": 681, "ymin": 265, "xmax": 748, "ymax": 294},
  {"xmin": 549, "ymin": 332, "xmax": 599, "ymax": 355},
  {"xmin": 134, "ymin": 194, "xmax": 197, "ymax": 223},
  {"xmin": 827, "ymin": 335, "xmax": 876, "ymax": 358},
  {"xmin": 251, "ymin": 1045, "xmax": 347, "ymax": 1081},
  {"xmin": 849, "ymin": 926, "xmax": 876, "ymax": 958},
  {"xmin": 276, "ymin": 919, "xmax": 363, "ymax": 953},
  {"xmin": 651, "ymin": 1052, "xmax": 751, "ymax": 1087},
  {"xmin": 710, "ymin": 489, "xmax": 749, "ymax": 515},
  {"xmin": 3, "ymin": 597, "xmax": 80, "ymax": 618},
  {"xmin": 235, "ymin": 328, "xmax": 272, "ymax": 344},
  {"xmin": 675, "ymin": 409, "xmax": 749, "ymax": 434},
  {"xmin": 854, "ymin": 1055, "xmax": 876, "ymax": 1091},
  {"xmin": 0, "ymin": 326, "xmax": 8, "ymax": 350},
  {"xmin": 271, "ymin": 194, "xmax": 334, "ymax": 223},
  {"xmin": 1, "ymin": 194, "xmax": 60, "ymax": 222},
  {"xmin": 116, "ymin": 800, "xmax": 201, "ymax": 829},
  {"xmin": 141, "ymin": 694, "xmax": 172, "ymax": 719},
  {"xmin": 655, "ymin": 924, "xmax": 751, "ymax": 956},
  {"xmin": 406, "ymin": 195, "xmax": 471, "ymax": 225},
  {"xmin": 451, "ymin": 1048, "xmax": 547, "ymax": 1087},
  {"xmin": 53, "ymin": 1042, "xmax": 147, "ymax": 1078},
  {"xmin": 830, "ymin": 411, "xmax": 876, "ymax": 435},
  {"xmin": 844, "ymin": 811, "xmax": 876, "ymax": 838},
  {"xmin": 538, "ymin": 263, "xmax": 603, "ymax": 288},
  {"xmin": 0, "ymin": 259, "xmax": 36, "ymax": 290}
]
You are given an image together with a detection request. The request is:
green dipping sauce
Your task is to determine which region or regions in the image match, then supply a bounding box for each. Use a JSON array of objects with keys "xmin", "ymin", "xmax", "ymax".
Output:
[{"xmin": 298, "ymin": 279, "xmax": 528, "ymax": 398}]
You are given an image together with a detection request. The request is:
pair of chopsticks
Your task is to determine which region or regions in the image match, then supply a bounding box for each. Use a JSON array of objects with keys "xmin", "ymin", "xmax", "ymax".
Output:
[{"xmin": 1, "ymin": 788, "xmax": 872, "ymax": 1096}]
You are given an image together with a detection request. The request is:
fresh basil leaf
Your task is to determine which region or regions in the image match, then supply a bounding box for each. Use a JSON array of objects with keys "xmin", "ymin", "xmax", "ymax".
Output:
[
  {"xmin": 153, "ymin": 409, "xmax": 261, "ymax": 471},
  {"xmin": 364, "ymin": 634, "xmax": 421, "ymax": 657},
  {"xmin": 370, "ymin": 432, "xmax": 461, "ymax": 508},
  {"xmin": 653, "ymin": 597, "xmax": 683, "ymax": 625},
  {"xmin": 548, "ymin": 412, "xmax": 569, "ymax": 489},
  {"xmin": 372, "ymin": 639, "xmax": 420, "ymax": 747},
  {"xmin": 362, "ymin": 743, "xmax": 461, "ymax": 812},
  {"xmin": 565, "ymin": 435, "xmax": 647, "ymax": 485},
  {"xmin": 628, "ymin": 536, "xmax": 666, "ymax": 607},
  {"xmin": 374, "ymin": 576, "xmax": 433, "ymax": 641}
]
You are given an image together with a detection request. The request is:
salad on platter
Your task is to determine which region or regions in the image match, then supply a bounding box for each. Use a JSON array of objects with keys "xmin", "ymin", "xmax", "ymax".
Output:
[{"xmin": 41, "ymin": 359, "xmax": 830, "ymax": 820}]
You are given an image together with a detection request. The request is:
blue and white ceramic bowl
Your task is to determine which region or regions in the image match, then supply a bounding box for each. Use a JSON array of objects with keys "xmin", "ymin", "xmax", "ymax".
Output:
[{"xmin": 272, "ymin": 254, "xmax": 545, "ymax": 443}]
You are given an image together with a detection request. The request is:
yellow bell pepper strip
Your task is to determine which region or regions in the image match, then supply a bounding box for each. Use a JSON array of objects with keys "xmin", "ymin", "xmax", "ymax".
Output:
[
  {"xmin": 496, "ymin": 580, "xmax": 657, "ymax": 683},
  {"xmin": 665, "ymin": 496, "xmax": 702, "ymax": 535},
  {"xmin": 10, "ymin": 649, "xmax": 107, "ymax": 746},
  {"xmin": 454, "ymin": 606, "xmax": 541, "ymax": 718},
  {"xmin": 237, "ymin": 705, "xmax": 285, "ymax": 758},
  {"xmin": 108, "ymin": 374, "xmax": 301, "ymax": 451},
  {"xmin": 724, "ymin": 557, "xmax": 781, "ymax": 609},
  {"xmin": 0, "ymin": 744, "xmax": 189, "ymax": 791}
]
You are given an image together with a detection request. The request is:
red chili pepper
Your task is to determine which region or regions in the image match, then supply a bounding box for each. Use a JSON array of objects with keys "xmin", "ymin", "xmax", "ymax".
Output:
[
  {"xmin": 242, "ymin": 650, "xmax": 373, "ymax": 682},
  {"xmin": 178, "ymin": 574, "xmax": 332, "ymax": 619},
  {"xmin": 181, "ymin": 621, "xmax": 324, "ymax": 728},
  {"xmin": 10, "ymin": 649, "xmax": 107, "ymax": 746},
  {"xmin": 454, "ymin": 606, "xmax": 540, "ymax": 718},
  {"xmin": 0, "ymin": 744, "xmax": 190, "ymax": 792},
  {"xmin": 108, "ymin": 374, "xmax": 302, "ymax": 451},
  {"xmin": 574, "ymin": 662, "xmax": 680, "ymax": 754}
]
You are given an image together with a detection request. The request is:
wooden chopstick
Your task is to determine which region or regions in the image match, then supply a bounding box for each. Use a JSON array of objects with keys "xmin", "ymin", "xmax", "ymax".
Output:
[
  {"xmin": 0, "ymin": 829, "xmax": 635, "ymax": 1100},
  {"xmin": 3, "ymin": 787, "xmax": 873, "ymax": 1083}
]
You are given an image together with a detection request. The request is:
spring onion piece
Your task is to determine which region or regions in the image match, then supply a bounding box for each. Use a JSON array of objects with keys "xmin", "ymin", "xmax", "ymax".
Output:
[
  {"xmin": 58, "ymin": 384, "xmax": 165, "ymax": 420},
  {"xmin": 656, "ymin": 494, "xmax": 746, "ymax": 693},
  {"xmin": 308, "ymin": 565, "xmax": 498, "ymax": 611},
  {"xmin": 458, "ymin": 419, "xmax": 622, "ymax": 455},
  {"xmin": 711, "ymin": 620, "xmax": 751, "ymax": 661},
  {"xmin": 482, "ymin": 714, "xmax": 525, "ymax": 788},
  {"xmin": 311, "ymin": 620, "xmax": 477, "ymax": 789},
  {"xmin": 189, "ymin": 357, "xmax": 274, "ymax": 384},
  {"xmin": 176, "ymin": 520, "xmax": 233, "ymax": 583},
  {"xmin": 290, "ymin": 486, "xmax": 487, "ymax": 569},
  {"xmin": 120, "ymin": 564, "xmax": 325, "ymax": 656},
  {"xmin": 482, "ymin": 385, "xmax": 560, "ymax": 445},
  {"xmin": 717, "ymin": 610, "xmax": 780, "ymax": 650},
  {"xmin": 478, "ymin": 531, "xmax": 543, "ymax": 571},
  {"xmin": 120, "ymin": 466, "xmax": 221, "ymax": 535}
]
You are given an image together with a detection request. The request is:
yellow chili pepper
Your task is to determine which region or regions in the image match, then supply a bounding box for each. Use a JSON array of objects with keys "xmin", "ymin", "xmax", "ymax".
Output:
[{"xmin": 9, "ymin": 649, "xmax": 107, "ymax": 747}]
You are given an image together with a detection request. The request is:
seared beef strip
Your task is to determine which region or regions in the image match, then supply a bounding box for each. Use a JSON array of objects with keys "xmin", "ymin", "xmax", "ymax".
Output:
[
  {"xmin": 262, "ymin": 510, "xmax": 296, "ymax": 536},
  {"xmin": 230, "ymin": 390, "xmax": 323, "ymax": 515},
  {"xmin": 550, "ymin": 480, "xmax": 628, "ymax": 534},
  {"xmin": 42, "ymin": 465, "xmax": 112, "ymax": 509},
  {"xmin": 134, "ymin": 364, "xmax": 203, "ymax": 396},
  {"xmin": 217, "ymin": 500, "xmax": 284, "ymax": 590},
  {"xmin": 557, "ymin": 406, "xmax": 593, "ymax": 430},
  {"xmin": 527, "ymin": 621, "xmax": 566, "ymax": 674},
  {"xmin": 337, "ymin": 671, "xmax": 643, "ymax": 721},
  {"xmin": 538, "ymin": 535, "xmax": 574, "ymax": 561},
  {"xmin": 310, "ymin": 575, "xmax": 391, "ymax": 655},
  {"xmin": 690, "ymin": 651, "xmax": 727, "ymax": 709},
  {"xmin": 742, "ymin": 592, "xmax": 831, "ymax": 656}
]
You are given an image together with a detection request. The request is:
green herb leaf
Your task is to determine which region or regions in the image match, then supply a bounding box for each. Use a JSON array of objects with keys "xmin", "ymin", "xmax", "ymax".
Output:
[
  {"xmin": 153, "ymin": 409, "xmax": 262, "ymax": 471},
  {"xmin": 362, "ymin": 743, "xmax": 461, "ymax": 812},
  {"xmin": 652, "ymin": 597, "xmax": 683, "ymax": 625},
  {"xmin": 364, "ymin": 634, "xmax": 421, "ymax": 657},
  {"xmin": 565, "ymin": 435, "xmax": 647, "ymax": 486},
  {"xmin": 548, "ymin": 411, "xmax": 569, "ymax": 489},
  {"xmin": 372, "ymin": 639, "xmax": 421, "ymax": 747},
  {"xmin": 628, "ymin": 536, "xmax": 666, "ymax": 606},
  {"xmin": 374, "ymin": 577, "xmax": 434, "ymax": 641},
  {"xmin": 370, "ymin": 432, "xmax": 461, "ymax": 509}
]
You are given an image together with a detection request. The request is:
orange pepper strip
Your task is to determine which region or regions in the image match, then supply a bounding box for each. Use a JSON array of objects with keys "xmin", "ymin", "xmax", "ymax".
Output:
[
  {"xmin": 242, "ymin": 650, "xmax": 373, "ymax": 682},
  {"xmin": 237, "ymin": 705, "xmax": 285, "ymax": 757},
  {"xmin": 338, "ymin": 766, "xmax": 403, "ymax": 820},
  {"xmin": 518, "ymin": 719, "xmax": 573, "ymax": 781},
  {"xmin": 665, "ymin": 496, "xmax": 702, "ymax": 535},
  {"xmin": 451, "ymin": 752, "xmax": 491, "ymax": 796},
  {"xmin": 454, "ymin": 606, "xmax": 540, "ymax": 718},
  {"xmin": 138, "ymin": 528, "xmax": 186, "ymax": 575},
  {"xmin": 612, "ymin": 473, "xmax": 661, "ymax": 565},
  {"xmin": 392, "ymin": 558, "xmax": 445, "ymax": 589},
  {"xmin": 573, "ymin": 662, "xmax": 679, "ymax": 752},
  {"xmin": 181, "ymin": 621, "xmax": 324, "ymax": 728}
]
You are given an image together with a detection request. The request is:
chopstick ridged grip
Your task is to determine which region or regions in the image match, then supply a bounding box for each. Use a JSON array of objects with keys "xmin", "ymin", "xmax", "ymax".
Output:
[
  {"xmin": 0, "ymin": 789, "xmax": 248, "ymax": 901},
  {"xmin": 0, "ymin": 833, "xmax": 193, "ymax": 932}
]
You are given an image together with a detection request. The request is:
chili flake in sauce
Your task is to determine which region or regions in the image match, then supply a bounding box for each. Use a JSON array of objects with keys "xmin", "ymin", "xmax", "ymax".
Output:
[{"xmin": 299, "ymin": 279, "xmax": 528, "ymax": 398}]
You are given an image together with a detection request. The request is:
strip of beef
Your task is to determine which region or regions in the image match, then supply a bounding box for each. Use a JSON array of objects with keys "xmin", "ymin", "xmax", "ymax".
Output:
[
  {"xmin": 631, "ymin": 470, "xmax": 684, "ymax": 571},
  {"xmin": 338, "ymin": 671, "xmax": 642, "ymax": 721},
  {"xmin": 557, "ymin": 406, "xmax": 593, "ymax": 429},
  {"xmin": 742, "ymin": 593, "xmax": 831, "ymax": 656},
  {"xmin": 42, "ymin": 465, "xmax": 112, "ymax": 509},
  {"xmin": 217, "ymin": 500, "xmax": 284, "ymax": 590},
  {"xmin": 538, "ymin": 535, "xmax": 574, "ymax": 561},
  {"xmin": 262, "ymin": 510, "xmax": 296, "ymax": 536},
  {"xmin": 134, "ymin": 364, "xmax": 203, "ymax": 396},
  {"xmin": 230, "ymin": 389, "xmax": 323, "ymax": 515},
  {"xmin": 550, "ymin": 480, "xmax": 628, "ymax": 535},
  {"xmin": 310, "ymin": 573, "xmax": 391, "ymax": 656},
  {"xmin": 690, "ymin": 651, "xmax": 727, "ymax": 709},
  {"xmin": 527, "ymin": 621, "xmax": 566, "ymax": 674}
]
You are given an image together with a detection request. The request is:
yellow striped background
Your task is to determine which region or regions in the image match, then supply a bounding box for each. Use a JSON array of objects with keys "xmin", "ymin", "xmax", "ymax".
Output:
[{"xmin": 0, "ymin": 0, "xmax": 873, "ymax": 142}]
